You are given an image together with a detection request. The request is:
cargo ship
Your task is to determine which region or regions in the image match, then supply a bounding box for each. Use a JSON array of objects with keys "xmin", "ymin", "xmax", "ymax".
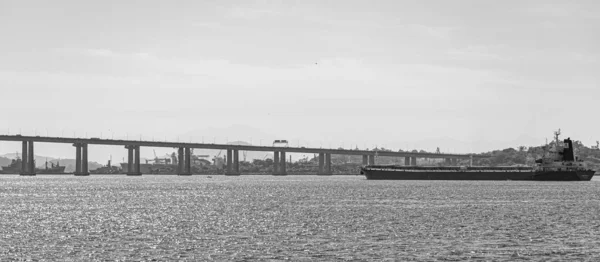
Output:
[
  {"xmin": 36, "ymin": 159, "xmax": 66, "ymax": 174},
  {"xmin": 361, "ymin": 130, "xmax": 596, "ymax": 181}
]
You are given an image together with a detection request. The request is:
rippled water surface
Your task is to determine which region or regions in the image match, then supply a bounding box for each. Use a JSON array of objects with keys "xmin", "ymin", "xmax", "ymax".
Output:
[{"xmin": 1, "ymin": 175, "xmax": 599, "ymax": 261}]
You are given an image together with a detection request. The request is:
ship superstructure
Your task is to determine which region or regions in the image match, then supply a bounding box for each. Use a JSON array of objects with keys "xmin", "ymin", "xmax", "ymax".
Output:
[{"xmin": 0, "ymin": 156, "xmax": 22, "ymax": 174}]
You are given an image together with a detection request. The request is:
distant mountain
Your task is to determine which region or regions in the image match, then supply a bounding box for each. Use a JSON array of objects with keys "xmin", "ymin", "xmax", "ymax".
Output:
[
  {"xmin": 383, "ymin": 134, "xmax": 552, "ymax": 154},
  {"xmin": 1, "ymin": 153, "xmax": 21, "ymax": 159}
]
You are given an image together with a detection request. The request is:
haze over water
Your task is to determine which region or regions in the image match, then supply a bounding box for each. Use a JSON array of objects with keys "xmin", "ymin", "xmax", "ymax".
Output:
[{"xmin": 1, "ymin": 175, "xmax": 598, "ymax": 260}]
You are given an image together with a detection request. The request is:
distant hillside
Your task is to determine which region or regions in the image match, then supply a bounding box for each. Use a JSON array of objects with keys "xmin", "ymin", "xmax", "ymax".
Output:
[
  {"xmin": 0, "ymin": 157, "xmax": 11, "ymax": 167},
  {"xmin": 474, "ymin": 140, "xmax": 600, "ymax": 171}
]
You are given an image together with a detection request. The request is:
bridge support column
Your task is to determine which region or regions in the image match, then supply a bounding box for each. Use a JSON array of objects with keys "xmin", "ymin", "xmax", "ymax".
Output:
[
  {"xmin": 73, "ymin": 143, "xmax": 90, "ymax": 176},
  {"xmin": 325, "ymin": 153, "xmax": 332, "ymax": 175},
  {"xmin": 127, "ymin": 145, "xmax": 133, "ymax": 173},
  {"xmin": 226, "ymin": 149, "xmax": 241, "ymax": 176},
  {"xmin": 451, "ymin": 158, "xmax": 458, "ymax": 166},
  {"xmin": 178, "ymin": 147, "xmax": 193, "ymax": 176},
  {"xmin": 185, "ymin": 147, "xmax": 192, "ymax": 175},
  {"xmin": 126, "ymin": 145, "xmax": 142, "ymax": 176},
  {"xmin": 177, "ymin": 147, "xmax": 184, "ymax": 174},
  {"xmin": 368, "ymin": 155, "xmax": 375, "ymax": 165},
  {"xmin": 318, "ymin": 153, "xmax": 325, "ymax": 174},
  {"xmin": 82, "ymin": 144, "xmax": 88, "ymax": 175},
  {"xmin": 445, "ymin": 158, "xmax": 451, "ymax": 165},
  {"xmin": 470, "ymin": 155, "xmax": 473, "ymax": 167},
  {"xmin": 272, "ymin": 151, "xmax": 287, "ymax": 176},
  {"xmin": 272, "ymin": 151, "xmax": 279, "ymax": 175},
  {"xmin": 234, "ymin": 149, "xmax": 240, "ymax": 175},
  {"xmin": 75, "ymin": 144, "xmax": 82, "ymax": 174},
  {"xmin": 411, "ymin": 156, "xmax": 417, "ymax": 166},
  {"xmin": 318, "ymin": 153, "xmax": 332, "ymax": 175},
  {"xmin": 405, "ymin": 156, "xmax": 410, "ymax": 166},
  {"xmin": 28, "ymin": 141, "xmax": 35, "ymax": 175},
  {"xmin": 224, "ymin": 149, "xmax": 234, "ymax": 175},
  {"xmin": 21, "ymin": 141, "xmax": 28, "ymax": 174},
  {"xmin": 20, "ymin": 141, "xmax": 36, "ymax": 176},
  {"xmin": 135, "ymin": 146, "xmax": 141, "ymax": 175},
  {"xmin": 280, "ymin": 151, "xmax": 287, "ymax": 175},
  {"xmin": 362, "ymin": 155, "xmax": 368, "ymax": 166}
]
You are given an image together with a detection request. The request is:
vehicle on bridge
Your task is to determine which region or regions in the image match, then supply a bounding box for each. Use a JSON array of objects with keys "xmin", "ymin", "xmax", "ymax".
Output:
[{"xmin": 273, "ymin": 140, "xmax": 289, "ymax": 147}]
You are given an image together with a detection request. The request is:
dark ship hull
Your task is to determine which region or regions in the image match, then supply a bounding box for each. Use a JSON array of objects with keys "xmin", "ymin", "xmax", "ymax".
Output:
[
  {"xmin": 35, "ymin": 166, "xmax": 67, "ymax": 174},
  {"xmin": 0, "ymin": 167, "xmax": 20, "ymax": 174},
  {"xmin": 90, "ymin": 166, "xmax": 121, "ymax": 174},
  {"xmin": 120, "ymin": 163, "xmax": 178, "ymax": 174},
  {"xmin": 361, "ymin": 166, "xmax": 595, "ymax": 181}
]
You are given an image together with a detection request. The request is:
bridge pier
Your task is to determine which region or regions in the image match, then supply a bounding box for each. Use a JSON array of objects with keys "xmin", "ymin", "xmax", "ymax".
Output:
[
  {"xmin": 185, "ymin": 147, "xmax": 192, "ymax": 175},
  {"xmin": 272, "ymin": 151, "xmax": 287, "ymax": 176},
  {"xmin": 177, "ymin": 147, "xmax": 193, "ymax": 176},
  {"xmin": 19, "ymin": 141, "xmax": 36, "ymax": 176},
  {"xmin": 451, "ymin": 158, "xmax": 458, "ymax": 166},
  {"xmin": 405, "ymin": 156, "xmax": 410, "ymax": 166},
  {"xmin": 362, "ymin": 155, "xmax": 368, "ymax": 166},
  {"xmin": 178, "ymin": 147, "xmax": 184, "ymax": 174},
  {"xmin": 411, "ymin": 156, "xmax": 417, "ymax": 166},
  {"xmin": 225, "ymin": 149, "xmax": 241, "ymax": 176},
  {"xmin": 273, "ymin": 150, "xmax": 279, "ymax": 175},
  {"xmin": 318, "ymin": 153, "xmax": 325, "ymax": 174},
  {"xmin": 125, "ymin": 145, "xmax": 142, "ymax": 176},
  {"xmin": 445, "ymin": 158, "xmax": 451, "ymax": 165},
  {"xmin": 280, "ymin": 151, "xmax": 287, "ymax": 175},
  {"xmin": 325, "ymin": 153, "xmax": 332, "ymax": 175},
  {"xmin": 368, "ymin": 155, "xmax": 375, "ymax": 165},
  {"xmin": 234, "ymin": 149, "xmax": 240, "ymax": 174},
  {"xmin": 73, "ymin": 143, "xmax": 90, "ymax": 176},
  {"xmin": 318, "ymin": 153, "xmax": 332, "ymax": 175}
]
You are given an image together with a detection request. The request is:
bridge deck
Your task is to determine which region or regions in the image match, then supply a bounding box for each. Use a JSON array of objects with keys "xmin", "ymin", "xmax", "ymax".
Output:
[{"xmin": 0, "ymin": 135, "xmax": 483, "ymax": 159}]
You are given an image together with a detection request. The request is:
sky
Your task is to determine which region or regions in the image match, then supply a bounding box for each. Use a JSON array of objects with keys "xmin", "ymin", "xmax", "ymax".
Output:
[{"xmin": 1, "ymin": 0, "xmax": 599, "ymax": 161}]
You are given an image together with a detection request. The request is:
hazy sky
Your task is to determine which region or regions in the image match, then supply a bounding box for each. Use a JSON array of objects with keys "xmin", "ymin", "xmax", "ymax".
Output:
[{"xmin": 1, "ymin": 0, "xmax": 599, "ymax": 160}]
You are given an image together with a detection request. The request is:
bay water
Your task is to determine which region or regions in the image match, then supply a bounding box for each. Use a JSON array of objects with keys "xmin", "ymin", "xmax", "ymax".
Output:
[{"xmin": 1, "ymin": 175, "xmax": 599, "ymax": 261}]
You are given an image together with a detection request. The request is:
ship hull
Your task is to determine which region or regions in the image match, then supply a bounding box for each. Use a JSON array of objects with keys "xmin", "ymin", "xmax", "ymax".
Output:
[
  {"xmin": 0, "ymin": 168, "xmax": 20, "ymax": 174},
  {"xmin": 36, "ymin": 167, "xmax": 67, "ymax": 174},
  {"xmin": 120, "ymin": 163, "xmax": 179, "ymax": 174},
  {"xmin": 362, "ymin": 168, "xmax": 595, "ymax": 181}
]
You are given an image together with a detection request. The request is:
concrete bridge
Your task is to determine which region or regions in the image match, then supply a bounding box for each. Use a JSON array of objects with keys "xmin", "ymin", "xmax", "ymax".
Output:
[{"xmin": 0, "ymin": 135, "xmax": 485, "ymax": 176}]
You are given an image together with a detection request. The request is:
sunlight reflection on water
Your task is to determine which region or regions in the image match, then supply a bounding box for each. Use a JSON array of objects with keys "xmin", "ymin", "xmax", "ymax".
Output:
[{"xmin": 0, "ymin": 175, "xmax": 599, "ymax": 260}]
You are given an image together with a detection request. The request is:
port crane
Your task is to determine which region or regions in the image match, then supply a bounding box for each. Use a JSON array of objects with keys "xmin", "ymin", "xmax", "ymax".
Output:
[{"xmin": 145, "ymin": 149, "xmax": 172, "ymax": 164}]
